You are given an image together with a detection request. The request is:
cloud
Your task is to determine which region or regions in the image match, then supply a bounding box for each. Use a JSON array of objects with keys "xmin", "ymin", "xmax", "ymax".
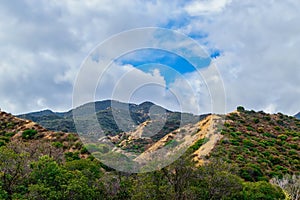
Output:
[
  {"xmin": 0, "ymin": 1, "xmax": 183, "ymax": 114},
  {"xmin": 184, "ymin": 0, "xmax": 232, "ymax": 15},
  {"xmin": 183, "ymin": 0, "xmax": 300, "ymax": 115},
  {"xmin": 0, "ymin": 0, "xmax": 299, "ymax": 116}
]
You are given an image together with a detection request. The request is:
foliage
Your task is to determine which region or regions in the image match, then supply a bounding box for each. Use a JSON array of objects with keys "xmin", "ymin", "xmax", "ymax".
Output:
[
  {"xmin": 22, "ymin": 129, "xmax": 38, "ymax": 139},
  {"xmin": 188, "ymin": 137, "xmax": 209, "ymax": 152},
  {"xmin": 212, "ymin": 108, "xmax": 300, "ymax": 180},
  {"xmin": 241, "ymin": 181, "xmax": 285, "ymax": 200}
]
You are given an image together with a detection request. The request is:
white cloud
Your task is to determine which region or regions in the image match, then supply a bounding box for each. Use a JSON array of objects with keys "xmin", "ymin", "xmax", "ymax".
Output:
[
  {"xmin": 0, "ymin": 1, "xmax": 183, "ymax": 114},
  {"xmin": 185, "ymin": 0, "xmax": 232, "ymax": 15},
  {"xmin": 0, "ymin": 0, "xmax": 299, "ymax": 117},
  {"xmin": 183, "ymin": 0, "xmax": 300, "ymax": 115}
]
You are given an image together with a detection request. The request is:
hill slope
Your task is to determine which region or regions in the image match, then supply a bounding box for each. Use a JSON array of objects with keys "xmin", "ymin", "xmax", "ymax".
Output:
[
  {"xmin": 208, "ymin": 108, "xmax": 300, "ymax": 181},
  {"xmin": 6, "ymin": 105, "xmax": 300, "ymax": 181},
  {"xmin": 0, "ymin": 110, "xmax": 88, "ymax": 160}
]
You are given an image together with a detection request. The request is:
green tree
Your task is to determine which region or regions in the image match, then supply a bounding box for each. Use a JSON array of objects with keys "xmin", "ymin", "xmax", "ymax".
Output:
[
  {"xmin": 191, "ymin": 160, "xmax": 243, "ymax": 200},
  {"xmin": 131, "ymin": 171, "xmax": 172, "ymax": 200},
  {"xmin": 241, "ymin": 181, "xmax": 285, "ymax": 200},
  {"xmin": 0, "ymin": 146, "xmax": 29, "ymax": 199}
]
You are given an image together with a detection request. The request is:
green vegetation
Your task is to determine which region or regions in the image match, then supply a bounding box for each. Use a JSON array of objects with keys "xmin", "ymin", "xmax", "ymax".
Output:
[
  {"xmin": 210, "ymin": 108, "xmax": 300, "ymax": 182},
  {"xmin": 1, "ymin": 106, "xmax": 299, "ymax": 199},
  {"xmin": 0, "ymin": 143, "xmax": 287, "ymax": 200},
  {"xmin": 188, "ymin": 137, "xmax": 209, "ymax": 152},
  {"xmin": 22, "ymin": 129, "xmax": 38, "ymax": 139}
]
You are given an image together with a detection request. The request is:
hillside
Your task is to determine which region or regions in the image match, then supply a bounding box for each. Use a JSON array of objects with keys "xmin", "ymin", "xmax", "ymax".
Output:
[
  {"xmin": 18, "ymin": 100, "xmax": 202, "ymax": 135},
  {"xmin": 0, "ymin": 107, "xmax": 299, "ymax": 199},
  {"xmin": 0, "ymin": 110, "xmax": 88, "ymax": 160},
  {"xmin": 208, "ymin": 107, "xmax": 300, "ymax": 181},
  {"xmin": 16, "ymin": 103, "xmax": 300, "ymax": 180},
  {"xmin": 87, "ymin": 107, "xmax": 299, "ymax": 179}
]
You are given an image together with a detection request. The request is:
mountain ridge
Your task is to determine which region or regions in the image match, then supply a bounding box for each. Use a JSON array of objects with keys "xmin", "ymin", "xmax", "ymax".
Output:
[
  {"xmin": 17, "ymin": 100, "xmax": 202, "ymax": 135},
  {"xmin": 2, "ymin": 104, "xmax": 300, "ymax": 181}
]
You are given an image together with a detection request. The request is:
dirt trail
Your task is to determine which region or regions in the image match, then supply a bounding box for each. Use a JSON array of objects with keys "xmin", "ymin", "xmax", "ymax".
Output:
[{"xmin": 134, "ymin": 114, "xmax": 224, "ymax": 165}]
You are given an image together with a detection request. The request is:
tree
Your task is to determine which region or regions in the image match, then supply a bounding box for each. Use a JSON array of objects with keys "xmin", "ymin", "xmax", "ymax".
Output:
[
  {"xmin": 28, "ymin": 155, "xmax": 106, "ymax": 200},
  {"xmin": 237, "ymin": 106, "xmax": 245, "ymax": 112},
  {"xmin": 131, "ymin": 171, "xmax": 172, "ymax": 200},
  {"xmin": 0, "ymin": 146, "xmax": 29, "ymax": 199},
  {"xmin": 161, "ymin": 156, "xmax": 195, "ymax": 200},
  {"xmin": 241, "ymin": 181, "xmax": 285, "ymax": 200},
  {"xmin": 191, "ymin": 159, "xmax": 243, "ymax": 200}
]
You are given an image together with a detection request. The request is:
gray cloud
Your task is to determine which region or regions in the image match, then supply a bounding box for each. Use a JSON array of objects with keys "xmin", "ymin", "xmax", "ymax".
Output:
[
  {"xmin": 0, "ymin": 1, "xmax": 183, "ymax": 114},
  {"xmin": 183, "ymin": 0, "xmax": 300, "ymax": 115},
  {"xmin": 0, "ymin": 0, "xmax": 299, "ymax": 116}
]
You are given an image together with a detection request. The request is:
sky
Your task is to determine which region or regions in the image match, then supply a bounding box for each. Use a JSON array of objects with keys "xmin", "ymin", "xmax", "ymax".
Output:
[{"xmin": 0, "ymin": 0, "xmax": 300, "ymax": 115}]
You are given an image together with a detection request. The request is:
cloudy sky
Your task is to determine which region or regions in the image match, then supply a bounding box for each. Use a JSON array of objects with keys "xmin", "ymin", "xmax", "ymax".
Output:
[{"xmin": 0, "ymin": 0, "xmax": 300, "ymax": 115}]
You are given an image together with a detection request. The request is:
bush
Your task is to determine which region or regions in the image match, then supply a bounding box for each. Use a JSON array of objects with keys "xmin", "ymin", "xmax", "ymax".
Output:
[
  {"xmin": 237, "ymin": 106, "xmax": 245, "ymax": 112},
  {"xmin": 80, "ymin": 146, "xmax": 89, "ymax": 154},
  {"xmin": 189, "ymin": 138, "xmax": 209, "ymax": 152},
  {"xmin": 22, "ymin": 129, "xmax": 37, "ymax": 139},
  {"xmin": 67, "ymin": 134, "xmax": 77, "ymax": 142},
  {"xmin": 52, "ymin": 142, "xmax": 63, "ymax": 148},
  {"xmin": 241, "ymin": 181, "xmax": 285, "ymax": 200},
  {"xmin": 240, "ymin": 164, "xmax": 264, "ymax": 181},
  {"xmin": 277, "ymin": 134, "xmax": 288, "ymax": 141},
  {"xmin": 257, "ymin": 127, "xmax": 264, "ymax": 133},
  {"xmin": 253, "ymin": 118, "xmax": 260, "ymax": 124},
  {"xmin": 64, "ymin": 151, "xmax": 80, "ymax": 161},
  {"xmin": 243, "ymin": 139, "xmax": 254, "ymax": 147}
]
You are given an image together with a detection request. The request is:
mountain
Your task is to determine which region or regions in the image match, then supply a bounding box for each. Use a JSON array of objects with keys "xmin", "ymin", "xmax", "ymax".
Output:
[
  {"xmin": 1, "ymin": 107, "xmax": 291, "ymax": 200},
  {"xmin": 295, "ymin": 112, "xmax": 300, "ymax": 119},
  {"xmin": 1, "ymin": 104, "xmax": 299, "ymax": 199},
  {"xmin": 12, "ymin": 104, "xmax": 300, "ymax": 180},
  {"xmin": 18, "ymin": 100, "xmax": 203, "ymax": 138}
]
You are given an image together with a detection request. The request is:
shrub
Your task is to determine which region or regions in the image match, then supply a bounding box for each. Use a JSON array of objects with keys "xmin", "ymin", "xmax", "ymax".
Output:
[
  {"xmin": 189, "ymin": 138, "xmax": 209, "ymax": 152},
  {"xmin": 253, "ymin": 118, "xmax": 260, "ymax": 124},
  {"xmin": 0, "ymin": 140, "xmax": 6, "ymax": 147},
  {"xmin": 22, "ymin": 129, "xmax": 37, "ymax": 139},
  {"xmin": 80, "ymin": 146, "xmax": 88, "ymax": 154},
  {"xmin": 5, "ymin": 132, "xmax": 15, "ymax": 137},
  {"xmin": 247, "ymin": 126, "xmax": 255, "ymax": 131},
  {"xmin": 64, "ymin": 151, "xmax": 80, "ymax": 161},
  {"xmin": 67, "ymin": 134, "xmax": 77, "ymax": 142},
  {"xmin": 240, "ymin": 164, "xmax": 264, "ymax": 181},
  {"xmin": 277, "ymin": 134, "xmax": 288, "ymax": 141},
  {"xmin": 237, "ymin": 106, "xmax": 245, "ymax": 112},
  {"xmin": 274, "ymin": 126, "xmax": 281, "ymax": 131},
  {"xmin": 270, "ymin": 155, "xmax": 281, "ymax": 165},
  {"xmin": 264, "ymin": 116, "xmax": 271, "ymax": 121},
  {"xmin": 52, "ymin": 142, "xmax": 63, "ymax": 148},
  {"xmin": 243, "ymin": 139, "xmax": 254, "ymax": 147},
  {"xmin": 241, "ymin": 181, "xmax": 285, "ymax": 200},
  {"xmin": 257, "ymin": 127, "xmax": 264, "ymax": 133}
]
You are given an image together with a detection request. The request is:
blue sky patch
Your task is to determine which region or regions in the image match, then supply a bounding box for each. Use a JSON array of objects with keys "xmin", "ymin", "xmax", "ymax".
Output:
[{"xmin": 115, "ymin": 48, "xmax": 211, "ymax": 86}]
